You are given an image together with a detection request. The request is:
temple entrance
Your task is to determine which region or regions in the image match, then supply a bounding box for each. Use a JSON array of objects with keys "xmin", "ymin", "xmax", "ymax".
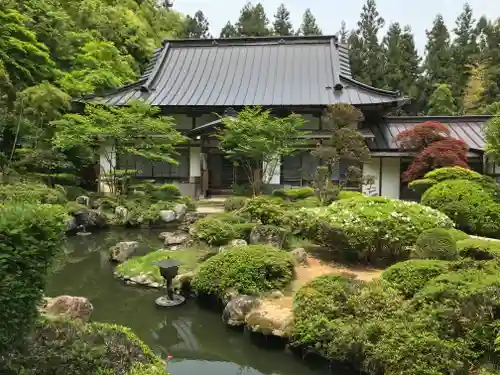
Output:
[{"xmin": 207, "ymin": 152, "xmax": 249, "ymax": 193}]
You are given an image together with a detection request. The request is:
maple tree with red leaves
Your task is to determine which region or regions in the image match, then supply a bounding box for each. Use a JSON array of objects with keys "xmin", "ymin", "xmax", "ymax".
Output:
[{"xmin": 396, "ymin": 121, "xmax": 470, "ymax": 182}]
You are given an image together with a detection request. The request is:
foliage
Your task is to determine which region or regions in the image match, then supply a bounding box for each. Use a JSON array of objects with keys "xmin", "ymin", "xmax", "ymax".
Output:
[
  {"xmin": 381, "ymin": 259, "xmax": 450, "ymax": 298},
  {"xmin": 239, "ymin": 195, "xmax": 289, "ymax": 225},
  {"xmin": 115, "ymin": 248, "xmax": 209, "ymax": 283},
  {"xmin": 272, "ymin": 187, "xmax": 315, "ymax": 201},
  {"xmin": 414, "ymin": 228, "xmax": 459, "ymax": 260},
  {"xmin": 192, "ymin": 245, "xmax": 295, "ymax": 299},
  {"xmin": 397, "ymin": 122, "xmax": 469, "ymax": 182},
  {"xmin": 297, "ymin": 9, "xmax": 322, "ymax": 36},
  {"xmin": 232, "ymin": 223, "xmax": 256, "ymax": 242},
  {"xmin": 218, "ymin": 106, "xmax": 306, "ymax": 195},
  {"xmin": 272, "ymin": 4, "xmax": 293, "ymax": 36},
  {"xmin": 485, "ymin": 116, "xmax": 500, "ymax": 164},
  {"xmin": 457, "ymin": 238, "xmax": 500, "ymax": 260},
  {"xmin": 249, "ymin": 224, "xmax": 291, "ymax": 248},
  {"xmin": 427, "ymin": 84, "xmax": 457, "ymax": 115},
  {"xmin": 190, "ymin": 217, "xmax": 237, "ymax": 246},
  {"xmin": 421, "ymin": 179, "xmax": 500, "ymax": 238},
  {"xmin": 311, "ymin": 104, "xmax": 370, "ymax": 205},
  {"xmin": 235, "ymin": 2, "xmax": 271, "ymax": 37},
  {"xmin": 224, "ymin": 196, "xmax": 249, "ymax": 212},
  {"xmin": 52, "ymin": 102, "xmax": 186, "ymax": 195},
  {"xmin": 338, "ymin": 191, "xmax": 365, "ymax": 200},
  {"xmin": 4, "ymin": 317, "xmax": 167, "ymax": 375},
  {"xmin": 0, "ymin": 203, "xmax": 67, "ymax": 355},
  {"xmin": 183, "ymin": 10, "xmax": 210, "ymax": 39},
  {"xmin": 0, "ymin": 182, "xmax": 66, "ymax": 204},
  {"xmin": 309, "ymin": 197, "xmax": 454, "ymax": 264}
]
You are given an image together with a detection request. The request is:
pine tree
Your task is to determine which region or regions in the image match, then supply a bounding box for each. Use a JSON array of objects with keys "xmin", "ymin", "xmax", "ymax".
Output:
[
  {"xmin": 338, "ymin": 21, "xmax": 348, "ymax": 44},
  {"xmin": 297, "ymin": 8, "xmax": 322, "ymax": 36},
  {"xmin": 348, "ymin": 31, "xmax": 364, "ymax": 81},
  {"xmin": 236, "ymin": 2, "xmax": 270, "ymax": 37},
  {"xmin": 184, "ymin": 10, "xmax": 210, "ymax": 39},
  {"xmin": 383, "ymin": 24, "xmax": 421, "ymax": 97},
  {"xmin": 478, "ymin": 18, "xmax": 500, "ymax": 107},
  {"xmin": 451, "ymin": 3, "xmax": 478, "ymax": 110},
  {"xmin": 273, "ymin": 4, "xmax": 293, "ymax": 36},
  {"xmin": 220, "ymin": 21, "xmax": 238, "ymax": 38},
  {"xmin": 427, "ymin": 84, "xmax": 457, "ymax": 116},
  {"xmin": 423, "ymin": 15, "xmax": 454, "ymax": 96},
  {"xmin": 353, "ymin": 0, "xmax": 385, "ymax": 87}
]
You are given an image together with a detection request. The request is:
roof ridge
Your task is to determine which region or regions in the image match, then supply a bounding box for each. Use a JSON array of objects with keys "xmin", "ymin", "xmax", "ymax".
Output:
[
  {"xmin": 385, "ymin": 115, "xmax": 495, "ymax": 121},
  {"xmin": 163, "ymin": 35, "xmax": 338, "ymax": 46},
  {"xmin": 340, "ymin": 74, "xmax": 403, "ymax": 98}
]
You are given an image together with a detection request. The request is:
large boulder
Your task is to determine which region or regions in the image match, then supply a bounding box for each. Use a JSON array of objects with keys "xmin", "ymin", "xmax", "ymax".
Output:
[
  {"xmin": 159, "ymin": 210, "xmax": 176, "ymax": 223},
  {"xmin": 41, "ymin": 296, "xmax": 93, "ymax": 322},
  {"xmin": 160, "ymin": 231, "xmax": 190, "ymax": 247},
  {"xmin": 250, "ymin": 225, "xmax": 289, "ymax": 248},
  {"xmin": 173, "ymin": 204, "xmax": 187, "ymax": 220},
  {"xmin": 222, "ymin": 295, "xmax": 261, "ymax": 327},
  {"xmin": 66, "ymin": 217, "xmax": 77, "ymax": 232},
  {"xmin": 73, "ymin": 208, "xmax": 109, "ymax": 230},
  {"xmin": 109, "ymin": 241, "xmax": 139, "ymax": 263},
  {"xmin": 75, "ymin": 195, "xmax": 90, "ymax": 206},
  {"xmin": 291, "ymin": 248, "xmax": 309, "ymax": 265}
]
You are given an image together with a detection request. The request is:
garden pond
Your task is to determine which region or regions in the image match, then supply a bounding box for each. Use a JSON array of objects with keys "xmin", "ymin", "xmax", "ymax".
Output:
[{"xmin": 46, "ymin": 229, "xmax": 341, "ymax": 375}]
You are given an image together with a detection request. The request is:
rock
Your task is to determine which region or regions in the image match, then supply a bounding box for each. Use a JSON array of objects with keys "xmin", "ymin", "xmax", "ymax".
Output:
[
  {"xmin": 269, "ymin": 290, "xmax": 284, "ymax": 299},
  {"xmin": 160, "ymin": 232, "xmax": 190, "ymax": 247},
  {"xmin": 76, "ymin": 195, "xmax": 90, "ymax": 206},
  {"xmin": 173, "ymin": 204, "xmax": 187, "ymax": 220},
  {"xmin": 174, "ymin": 272, "xmax": 193, "ymax": 290},
  {"xmin": 222, "ymin": 295, "xmax": 261, "ymax": 327},
  {"xmin": 150, "ymin": 282, "xmax": 161, "ymax": 288},
  {"xmin": 130, "ymin": 274, "xmax": 150, "ymax": 284},
  {"xmin": 115, "ymin": 206, "xmax": 128, "ymax": 220},
  {"xmin": 249, "ymin": 225, "xmax": 288, "ymax": 248},
  {"xmin": 66, "ymin": 217, "xmax": 77, "ymax": 232},
  {"xmin": 42, "ymin": 295, "xmax": 93, "ymax": 322},
  {"xmin": 159, "ymin": 210, "xmax": 176, "ymax": 223},
  {"xmin": 108, "ymin": 241, "xmax": 139, "ymax": 263},
  {"xmin": 73, "ymin": 208, "xmax": 109, "ymax": 230},
  {"xmin": 245, "ymin": 306, "xmax": 292, "ymax": 337},
  {"xmin": 230, "ymin": 239, "xmax": 247, "ymax": 247},
  {"xmin": 291, "ymin": 248, "xmax": 309, "ymax": 265},
  {"xmin": 223, "ymin": 288, "xmax": 239, "ymax": 304}
]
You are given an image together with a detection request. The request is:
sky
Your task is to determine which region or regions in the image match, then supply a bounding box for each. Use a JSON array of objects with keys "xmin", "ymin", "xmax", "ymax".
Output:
[{"xmin": 172, "ymin": 0, "xmax": 499, "ymax": 53}]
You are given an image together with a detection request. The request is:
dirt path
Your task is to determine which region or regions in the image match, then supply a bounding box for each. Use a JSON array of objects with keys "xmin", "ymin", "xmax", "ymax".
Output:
[{"xmin": 246, "ymin": 255, "xmax": 383, "ymax": 336}]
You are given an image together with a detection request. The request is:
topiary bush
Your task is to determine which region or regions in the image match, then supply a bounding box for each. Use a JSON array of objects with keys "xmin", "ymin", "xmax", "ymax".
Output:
[
  {"xmin": 190, "ymin": 217, "xmax": 237, "ymax": 246},
  {"xmin": 3, "ymin": 317, "xmax": 168, "ymax": 375},
  {"xmin": 0, "ymin": 183, "xmax": 67, "ymax": 204},
  {"xmin": 421, "ymin": 179, "xmax": 500, "ymax": 238},
  {"xmin": 272, "ymin": 187, "xmax": 315, "ymax": 201},
  {"xmin": 192, "ymin": 245, "xmax": 295, "ymax": 299},
  {"xmin": 153, "ymin": 183, "xmax": 181, "ymax": 199},
  {"xmin": 457, "ymin": 238, "xmax": 500, "ymax": 260},
  {"xmin": 381, "ymin": 259, "xmax": 450, "ymax": 298},
  {"xmin": 309, "ymin": 197, "xmax": 454, "ymax": 264},
  {"xmin": 337, "ymin": 191, "xmax": 365, "ymax": 200},
  {"xmin": 224, "ymin": 196, "xmax": 249, "ymax": 212},
  {"xmin": 239, "ymin": 196, "xmax": 289, "ymax": 225},
  {"xmin": 0, "ymin": 203, "xmax": 67, "ymax": 355},
  {"xmin": 414, "ymin": 228, "xmax": 459, "ymax": 260},
  {"xmin": 233, "ymin": 223, "xmax": 256, "ymax": 242},
  {"xmin": 449, "ymin": 228, "xmax": 469, "ymax": 242}
]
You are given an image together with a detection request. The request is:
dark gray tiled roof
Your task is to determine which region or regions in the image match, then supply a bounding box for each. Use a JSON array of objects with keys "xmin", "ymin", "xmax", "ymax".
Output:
[
  {"xmin": 89, "ymin": 36, "xmax": 404, "ymax": 107},
  {"xmin": 368, "ymin": 116, "xmax": 492, "ymax": 151}
]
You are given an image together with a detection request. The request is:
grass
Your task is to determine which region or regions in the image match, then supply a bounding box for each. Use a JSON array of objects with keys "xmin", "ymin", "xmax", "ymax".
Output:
[{"xmin": 115, "ymin": 247, "xmax": 212, "ymax": 283}]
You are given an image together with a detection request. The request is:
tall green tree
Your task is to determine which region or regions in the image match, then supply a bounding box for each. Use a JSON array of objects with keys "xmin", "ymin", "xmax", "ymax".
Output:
[
  {"xmin": 451, "ymin": 3, "xmax": 479, "ymax": 110},
  {"xmin": 273, "ymin": 4, "xmax": 293, "ymax": 36},
  {"xmin": 427, "ymin": 84, "xmax": 457, "ymax": 116},
  {"xmin": 184, "ymin": 10, "xmax": 211, "ymax": 38},
  {"xmin": 477, "ymin": 18, "xmax": 500, "ymax": 107},
  {"xmin": 220, "ymin": 21, "xmax": 239, "ymax": 38},
  {"xmin": 352, "ymin": 0, "xmax": 385, "ymax": 87},
  {"xmin": 236, "ymin": 2, "xmax": 270, "ymax": 37},
  {"xmin": 383, "ymin": 23, "xmax": 421, "ymax": 98},
  {"xmin": 338, "ymin": 21, "xmax": 348, "ymax": 44},
  {"xmin": 297, "ymin": 9, "xmax": 322, "ymax": 36},
  {"xmin": 423, "ymin": 15, "xmax": 454, "ymax": 102}
]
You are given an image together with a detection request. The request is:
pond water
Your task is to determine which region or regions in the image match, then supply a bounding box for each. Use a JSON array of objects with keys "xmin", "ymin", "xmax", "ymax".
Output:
[{"xmin": 46, "ymin": 229, "xmax": 337, "ymax": 375}]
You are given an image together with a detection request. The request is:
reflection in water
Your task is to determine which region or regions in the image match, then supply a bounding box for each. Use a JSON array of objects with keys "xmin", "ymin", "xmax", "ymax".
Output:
[{"xmin": 46, "ymin": 229, "xmax": 336, "ymax": 375}]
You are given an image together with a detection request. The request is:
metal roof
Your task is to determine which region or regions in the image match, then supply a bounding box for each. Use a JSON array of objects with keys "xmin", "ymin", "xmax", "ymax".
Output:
[
  {"xmin": 88, "ymin": 36, "xmax": 405, "ymax": 107},
  {"xmin": 368, "ymin": 116, "xmax": 492, "ymax": 152}
]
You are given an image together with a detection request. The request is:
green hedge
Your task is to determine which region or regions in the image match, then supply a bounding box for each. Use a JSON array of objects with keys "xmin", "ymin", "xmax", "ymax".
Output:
[
  {"xmin": 191, "ymin": 217, "xmax": 237, "ymax": 246},
  {"xmin": 421, "ymin": 179, "xmax": 500, "ymax": 238},
  {"xmin": 309, "ymin": 197, "xmax": 454, "ymax": 264},
  {"xmin": 239, "ymin": 196, "xmax": 289, "ymax": 225},
  {"xmin": 4, "ymin": 317, "xmax": 168, "ymax": 375},
  {"xmin": 414, "ymin": 228, "xmax": 459, "ymax": 260},
  {"xmin": 381, "ymin": 259, "xmax": 450, "ymax": 298},
  {"xmin": 192, "ymin": 245, "xmax": 295, "ymax": 299},
  {"xmin": 0, "ymin": 183, "xmax": 67, "ymax": 204},
  {"xmin": 337, "ymin": 191, "xmax": 365, "ymax": 200},
  {"xmin": 0, "ymin": 203, "xmax": 67, "ymax": 355},
  {"xmin": 457, "ymin": 238, "xmax": 500, "ymax": 260},
  {"xmin": 272, "ymin": 187, "xmax": 315, "ymax": 201}
]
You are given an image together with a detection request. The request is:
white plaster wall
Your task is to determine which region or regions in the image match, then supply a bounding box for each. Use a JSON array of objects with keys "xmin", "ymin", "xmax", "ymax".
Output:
[
  {"xmin": 362, "ymin": 158, "xmax": 380, "ymax": 196},
  {"xmin": 189, "ymin": 147, "xmax": 201, "ymax": 179},
  {"xmin": 380, "ymin": 158, "xmax": 401, "ymax": 199},
  {"xmin": 98, "ymin": 144, "xmax": 116, "ymax": 193},
  {"xmin": 263, "ymin": 156, "xmax": 281, "ymax": 184}
]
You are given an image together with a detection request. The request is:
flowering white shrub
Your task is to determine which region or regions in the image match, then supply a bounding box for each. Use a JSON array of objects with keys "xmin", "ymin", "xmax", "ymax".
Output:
[{"xmin": 311, "ymin": 196, "xmax": 454, "ymax": 264}]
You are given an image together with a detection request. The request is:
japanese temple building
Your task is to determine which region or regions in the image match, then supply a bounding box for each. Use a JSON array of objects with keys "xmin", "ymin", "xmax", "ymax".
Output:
[{"xmin": 90, "ymin": 35, "xmax": 494, "ymax": 199}]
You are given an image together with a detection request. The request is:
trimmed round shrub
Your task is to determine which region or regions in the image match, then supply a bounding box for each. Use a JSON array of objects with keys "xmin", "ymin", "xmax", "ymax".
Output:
[
  {"xmin": 338, "ymin": 191, "xmax": 365, "ymax": 200},
  {"xmin": 272, "ymin": 187, "xmax": 315, "ymax": 201},
  {"xmin": 192, "ymin": 245, "xmax": 295, "ymax": 298},
  {"xmin": 224, "ymin": 196, "xmax": 248, "ymax": 212},
  {"xmin": 4, "ymin": 317, "xmax": 167, "ymax": 375},
  {"xmin": 0, "ymin": 203, "xmax": 67, "ymax": 355},
  {"xmin": 310, "ymin": 197, "xmax": 454, "ymax": 264},
  {"xmin": 208, "ymin": 212, "xmax": 247, "ymax": 224},
  {"xmin": 290, "ymin": 196, "xmax": 320, "ymax": 208},
  {"xmin": 240, "ymin": 196, "xmax": 289, "ymax": 225},
  {"xmin": 449, "ymin": 228, "xmax": 469, "ymax": 242},
  {"xmin": 0, "ymin": 183, "xmax": 67, "ymax": 204},
  {"xmin": 191, "ymin": 217, "xmax": 237, "ymax": 246},
  {"xmin": 457, "ymin": 238, "xmax": 500, "ymax": 260},
  {"xmin": 233, "ymin": 223, "xmax": 256, "ymax": 242},
  {"xmin": 414, "ymin": 228, "xmax": 458, "ymax": 260},
  {"xmin": 381, "ymin": 259, "xmax": 450, "ymax": 298},
  {"xmin": 154, "ymin": 183, "xmax": 180, "ymax": 198},
  {"xmin": 425, "ymin": 166, "xmax": 483, "ymax": 183},
  {"xmin": 421, "ymin": 179, "xmax": 500, "ymax": 238}
]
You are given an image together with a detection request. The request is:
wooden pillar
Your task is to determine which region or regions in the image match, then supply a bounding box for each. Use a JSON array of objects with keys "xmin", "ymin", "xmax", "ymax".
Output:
[{"xmin": 200, "ymin": 136, "xmax": 209, "ymax": 198}]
